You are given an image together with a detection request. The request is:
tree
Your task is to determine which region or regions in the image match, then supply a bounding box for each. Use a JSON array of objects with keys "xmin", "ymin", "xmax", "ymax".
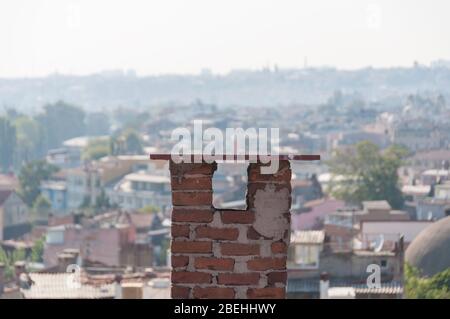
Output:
[
  {"xmin": 0, "ymin": 117, "xmax": 17, "ymax": 172},
  {"xmin": 36, "ymin": 101, "xmax": 86, "ymax": 150},
  {"xmin": 31, "ymin": 237, "xmax": 45, "ymax": 263},
  {"xmin": 13, "ymin": 116, "xmax": 44, "ymax": 164},
  {"xmin": 82, "ymin": 137, "xmax": 111, "ymax": 160},
  {"xmin": 18, "ymin": 160, "xmax": 59, "ymax": 207},
  {"xmin": 79, "ymin": 195, "xmax": 91, "ymax": 210},
  {"xmin": 155, "ymin": 238, "xmax": 169, "ymax": 266},
  {"xmin": 32, "ymin": 194, "xmax": 52, "ymax": 221},
  {"xmin": 111, "ymin": 129, "xmax": 144, "ymax": 155},
  {"xmin": 0, "ymin": 247, "xmax": 27, "ymax": 280},
  {"xmin": 328, "ymin": 141, "xmax": 407, "ymax": 209},
  {"xmin": 123, "ymin": 129, "xmax": 143, "ymax": 154},
  {"xmin": 138, "ymin": 205, "xmax": 160, "ymax": 214},
  {"xmin": 94, "ymin": 189, "xmax": 111, "ymax": 211},
  {"xmin": 405, "ymin": 263, "xmax": 450, "ymax": 299}
]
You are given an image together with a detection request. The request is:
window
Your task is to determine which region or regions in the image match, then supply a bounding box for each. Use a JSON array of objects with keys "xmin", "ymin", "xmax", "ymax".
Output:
[
  {"xmin": 46, "ymin": 230, "xmax": 64, "ymax": 244},
  {"xmin": 294, "ymin": 244, "xmax": 320, "ymax": 269}
]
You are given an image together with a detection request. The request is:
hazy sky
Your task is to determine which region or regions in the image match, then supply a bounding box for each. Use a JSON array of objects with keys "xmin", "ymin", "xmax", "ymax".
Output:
[{"xmin": 1, "ymin": 0, "xmax": 450, "ymax": 77}]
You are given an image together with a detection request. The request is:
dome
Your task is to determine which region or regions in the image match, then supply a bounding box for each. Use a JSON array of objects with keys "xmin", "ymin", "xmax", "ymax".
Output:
[{"xmin": 405, "ymin": 216, "xmax": 450, "ymax": 277}]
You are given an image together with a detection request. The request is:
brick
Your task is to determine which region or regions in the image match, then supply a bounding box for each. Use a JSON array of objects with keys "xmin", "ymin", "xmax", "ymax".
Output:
[
  {"xmin": 193, "ymin": 287, "xmax": 235, "ymax": 299},
  {"xmin": 247, "ymin": 160, "xmax": 291, "ymax": 183},
  {"xmin": 217, "ymin": 273, "xmax": 260, "ymax": 286},
  {"xmin": 247, "ymin": 287, "xmax": 285, "ymax": 299},
  {"xmin": 172, "ymin": 271, "xmax": 212, "ymax": 284},
  {"xmin": 194, "ymin": 257, "xmax": 234, "ymax": 271},
  {"xmin": 221, "ymin": 243, "xmax": 260, "ymax": 256},
  {"xmin": 247, "ymin": 257, "xmax": 287, "ymax": 271},
  {"xmin": 195, "ymin": 226, "xmax": 239, "ymax": 240},
  {"xmin": 220, "ymin": 243, "xmax": 260, "ymax": 256},
  {"xmin": 172, "ymin": 241, "xmax": 212, "ymax": 254},
  {"xmin": 170, "ymin": 162, "xmax": 217, "ymax": 176},
  {"xmin": 172, "ymin": 191, "xmax": 212, "ymax": 206},
  {"xmin": 172, "ymin": 286, "xmax": 190, "ymax": 299},
  {"xmin": 267, "ymin": 272, "xmax": 287, "ymax": 285},
  {"xmin": 248, "ymin": 160, "xmax": 290, "ymax": 174},
  {"xmin": 248, "ymin": 169, "xmax": 291, "ymax": 183},
  {"xmin": 220, "ymin": 210, "xmax": 255, "ymax": 224},
  {"xmin": 172, "ymin": 224, "xmax": 190, "ymax": 238},
  {"xmin": 171, "ymin": 176, "xmax": 212, "ymax": 191},
  {"xmin": 271, "ymin": 242, "xmax": 287, "ymax": 254},
  {"xmin": 172, "ymin": 255, "xmax": 189, "ymax": 268},
  {"xmin": 172, "ymin": 209, "xmax": 213, "ymax": 223}
]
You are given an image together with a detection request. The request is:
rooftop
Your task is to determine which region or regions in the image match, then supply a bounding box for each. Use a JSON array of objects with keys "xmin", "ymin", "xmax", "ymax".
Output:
[
  {"xmin": 412, "ymin": 149, "xmax": 450, "ymax": 161},
  {"xmin": 401, "ymin": 184, "xmax": 431, "ymax": 196},
  {"xmin": 363, "ymin": 200, "xmax": 391, "ymax": 211},
  {"xmin": 21, "ymin": 273, "xmax": 115, "ymax": 299},
  {"xmin": 422, "ymin": 169, "xmax": 450, "ymax": 177},
  {"xmin": 287, "ymin": 278, "xmax": 403, "ymax": 295},
  {"xmin": 291, "ymin": 230, "xmax": 325, "ymax": 244},
  {"xmin": 125, "ymin": 173, "xmax": 170, "ymax": 184}
]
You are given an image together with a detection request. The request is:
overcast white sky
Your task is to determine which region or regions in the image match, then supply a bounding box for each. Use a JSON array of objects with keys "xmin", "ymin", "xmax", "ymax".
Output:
[{"xmin": 1, "ymin": 0, "xmax": 450, "ymax": 77}]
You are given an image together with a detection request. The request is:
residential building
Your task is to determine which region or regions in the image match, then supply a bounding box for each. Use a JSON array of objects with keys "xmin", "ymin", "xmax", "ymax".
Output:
[
  {"xmin": 40, "ymin": 180, "xmax": 68, "ymax": 213},
  {"xmin": 287, "ymin": 230, "xmax": 404, "ymax": 299},
  {"xmin": 0, "ymin": 190, "xmax": 30, "ymax": 240},
  {"xmin": 420, "ymin": 169, "xmax": 450, "ymax": 186},
  {"xmin": 42, "ymin": 210, "xmax": 167, "ymax": 268},
  {"xmin": 324, "ymin": 201, "xmax": 409, "ymax": 246},
  {"xmin": 392, "ymin": 122, "xmax": 441, "ymax": 152},
  {"xmin": 291, "ymin": 198, "xmax": 346, "ymax": 231},
  {"xmin": 416, "ymin": 181, "xmax": 450, "ymax": 220},
  {"xmin": 65, "ymin": 155, "xmax": 148, "ymax": 210},
  {"xmin": 107, "ymin": 172, "xmax": 171, "ymax": 211},
  {"xmin": 0, "ymin": 174, "xmax": 19, "ymax": 191},
  {"xmin": 408, "ymin": 149, "xmax": 450, "ymax": 171},
  {"xmin": 360, "ymin": 220, "xmax": 433, "ymax": 248}
]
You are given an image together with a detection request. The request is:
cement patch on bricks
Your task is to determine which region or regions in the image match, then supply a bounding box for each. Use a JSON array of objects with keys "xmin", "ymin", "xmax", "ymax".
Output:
[{"xmin": 252, "ymin": 184, "xmax": 290, "ymax": 240}]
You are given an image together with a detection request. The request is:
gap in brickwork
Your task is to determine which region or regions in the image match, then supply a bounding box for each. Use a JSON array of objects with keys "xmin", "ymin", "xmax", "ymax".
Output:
[{"xmin": 212, "ymin": 161, "xmax": 249, "ymax": 210}]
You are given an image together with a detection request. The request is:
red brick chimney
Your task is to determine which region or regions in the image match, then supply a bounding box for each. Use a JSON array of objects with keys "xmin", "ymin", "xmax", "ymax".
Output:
[{"xmin": 151, "ymin": 154, "xmax": 319, "ymax": 299}]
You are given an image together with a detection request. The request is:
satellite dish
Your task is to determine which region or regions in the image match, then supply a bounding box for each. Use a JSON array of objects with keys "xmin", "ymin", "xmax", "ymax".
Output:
[{"xmin": 372, "ymin": 234, "xmax": 385, "ymax": 252}]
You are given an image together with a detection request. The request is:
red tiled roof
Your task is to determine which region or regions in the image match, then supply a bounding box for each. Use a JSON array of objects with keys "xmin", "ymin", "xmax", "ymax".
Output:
[
  {"xmin": 412, "ymin": 149, "xmax": 450, "ymax": 161},
  {"xmin": 291, "ymin": 198, "xmax": 346, "ymax": 230}
]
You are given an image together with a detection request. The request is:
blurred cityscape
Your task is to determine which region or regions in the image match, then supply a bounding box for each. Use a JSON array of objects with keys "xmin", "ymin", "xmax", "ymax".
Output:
[{"xmin": 1, "ymin": 63, "xmax": 450, "ymax": 299}]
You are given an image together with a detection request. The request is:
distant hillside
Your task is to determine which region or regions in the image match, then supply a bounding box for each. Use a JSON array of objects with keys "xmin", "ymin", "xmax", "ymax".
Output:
[{"xmin": 1, "ymin": 66, "xmax": 450, "ymax": 112}]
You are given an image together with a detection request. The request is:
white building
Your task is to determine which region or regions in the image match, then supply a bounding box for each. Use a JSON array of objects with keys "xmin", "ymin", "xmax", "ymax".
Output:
[{"xmin": 107, "ymin": 171, "xmax": 171, "ymax": 211}]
